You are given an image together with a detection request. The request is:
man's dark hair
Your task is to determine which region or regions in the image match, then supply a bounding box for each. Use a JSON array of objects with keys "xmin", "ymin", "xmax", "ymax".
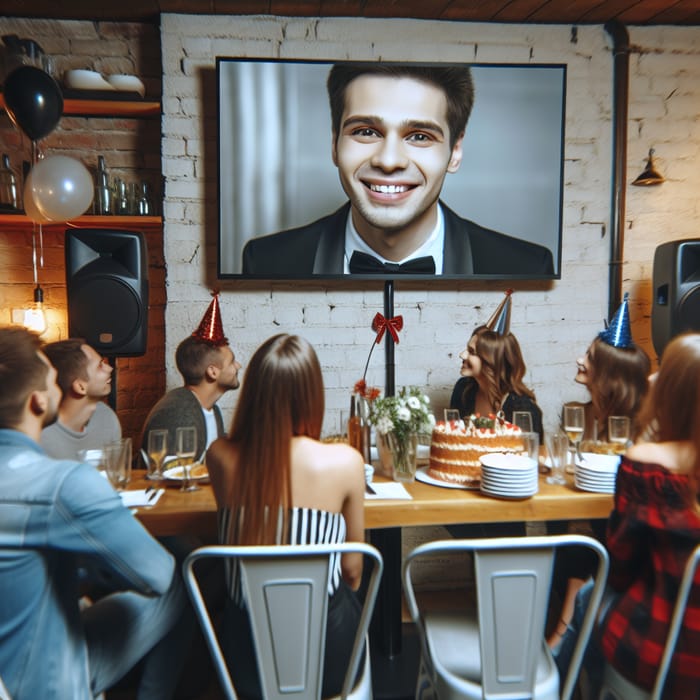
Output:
[
  {"xmin": 327, "ymin": 62, "xmax": 474, "ymax": 150},
  {"xmin": 0, "ymin": 327, "xmax": 48, "ymax": 429},
  {"xmin": 43, "ymin": 338, "xmax": 88, "ymax": 396},
  {"xmin": 175, "ymin": 336, "xmax": 226, "ymax": 386}
]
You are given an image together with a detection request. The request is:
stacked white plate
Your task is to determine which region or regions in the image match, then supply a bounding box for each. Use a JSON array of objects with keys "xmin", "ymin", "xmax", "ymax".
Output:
[
  {"xmin": 574, "ymin": 453, "xmax": 620, "ymax": 493},
  {"xmin": 479, "ymin": 453, "xmax": 539, "ymax": 499}
]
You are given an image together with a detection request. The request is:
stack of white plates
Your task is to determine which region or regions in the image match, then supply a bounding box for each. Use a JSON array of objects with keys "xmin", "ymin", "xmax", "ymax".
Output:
[
  {"xmin": 574, "ymin": 453, "xmax": 620, "ymax": 493},
  {"xmin": 479, "ymin": 453, "xmax": 538, "ymax": 499}
]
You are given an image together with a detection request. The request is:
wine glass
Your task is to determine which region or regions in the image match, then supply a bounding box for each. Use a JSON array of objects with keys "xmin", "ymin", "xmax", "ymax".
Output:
[
  {"xmin": 147, "ymin": 429, "xmax": 168, "ymax": 481},
  {"xmin": 608, "ymin": 415, "xmax": 631, "ymax": 452},
  {"xmin": 512, "ymin": 411, "xmax": 533, "ymax": 433},
  {"xmin": 176, "ymin": 426, "xmax": 199, "ymax": 492},
  {"xmin": 563, "ymin": 404, "xmax": 585, "ymax": 467}
]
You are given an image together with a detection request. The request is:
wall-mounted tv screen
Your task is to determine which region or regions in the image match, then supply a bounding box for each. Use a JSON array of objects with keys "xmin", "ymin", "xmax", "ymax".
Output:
[{"xmin": 217, "ymin": 58, "xmax": 566, "ymax": 281}]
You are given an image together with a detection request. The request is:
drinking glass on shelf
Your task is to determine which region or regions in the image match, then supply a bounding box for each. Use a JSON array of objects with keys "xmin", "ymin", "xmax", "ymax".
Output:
[
  {"xmin": 147, "ymin": 429, "xmax": 168, "ymax": 481},
  {"xmin": 563, "ymin": 404, "xmax": 585, "ymax": 468},
  {"xmin": 444, "ymin": 409, "xmax": 461, "ymax": 425},
  {"xmin": 512, "ymin": 411, "xmax": 533, "ymax": 434},
  {"xmin": 608, "ymin": 415, "xmax": 631, "ymax": 450},
  {"xmin": 176, "ymin": 426, "xmax": 199, "ymax": 492}
]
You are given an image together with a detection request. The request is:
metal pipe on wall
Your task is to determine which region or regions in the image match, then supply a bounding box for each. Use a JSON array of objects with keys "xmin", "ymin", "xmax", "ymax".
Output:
[{"xmin": 604, "ymin": 20, "xmax": 630, "ymax": 319}]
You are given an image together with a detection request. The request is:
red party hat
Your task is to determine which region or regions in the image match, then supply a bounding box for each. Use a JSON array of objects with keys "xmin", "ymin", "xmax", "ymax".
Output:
[{"xmin": 192, "ymin": 292, "xmax": 229, "ymax": 346}]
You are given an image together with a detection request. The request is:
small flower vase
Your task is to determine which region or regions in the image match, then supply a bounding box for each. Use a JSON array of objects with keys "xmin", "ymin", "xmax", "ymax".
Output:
[
  {"xmin": 383, "ymin": 431, "xmax": 419, "ymax": 483},
  {"xmin": 348, "ymin": 395, "xmax": 371, "ymax": 464}
]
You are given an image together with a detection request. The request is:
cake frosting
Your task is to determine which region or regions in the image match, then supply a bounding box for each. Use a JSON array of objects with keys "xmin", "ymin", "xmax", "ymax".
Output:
[{"xmin": 428, "ymin": 414, "xmax": 524, "ymax": 486}]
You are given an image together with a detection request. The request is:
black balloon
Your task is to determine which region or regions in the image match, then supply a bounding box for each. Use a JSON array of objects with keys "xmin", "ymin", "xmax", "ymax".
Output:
[{"xmin": 3, "ymin": 65, "xmax": 63, "ymax": 141}]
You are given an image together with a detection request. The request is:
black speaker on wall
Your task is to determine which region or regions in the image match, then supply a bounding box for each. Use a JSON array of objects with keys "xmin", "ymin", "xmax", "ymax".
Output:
[
  {"xmin": 651, "ymin": 238, "xmax": 700, "ymax": 358},
  {"xmin": 65, "ymin": 229, "xmax": 149, "ymax": 357}
]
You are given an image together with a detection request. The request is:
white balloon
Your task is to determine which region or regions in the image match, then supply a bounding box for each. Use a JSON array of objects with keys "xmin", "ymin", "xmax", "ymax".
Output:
[
  {"xmin": 23, "ymin": 172, "xmax": 53, "ymax": 224},
  {"xmin": 29, "ymin": 155, "xmax": 94, "ymax": 222}
]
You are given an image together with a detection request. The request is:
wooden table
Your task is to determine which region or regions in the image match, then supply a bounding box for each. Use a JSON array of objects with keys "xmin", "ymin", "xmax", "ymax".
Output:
[{"xmin": 131, "ymin": 470, "xmax": 613, "ymax": 536}]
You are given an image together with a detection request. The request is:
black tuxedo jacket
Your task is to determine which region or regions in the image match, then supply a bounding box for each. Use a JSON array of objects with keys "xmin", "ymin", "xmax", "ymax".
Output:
[{"xmin": 242, "ymin": 202, "xmax": 554, "ymax": 276}]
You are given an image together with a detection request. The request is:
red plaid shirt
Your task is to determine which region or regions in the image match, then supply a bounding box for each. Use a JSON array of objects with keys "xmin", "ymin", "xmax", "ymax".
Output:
[{"xmin": 600, "ymin": 457, "xmax": 700, "ymax": 698}]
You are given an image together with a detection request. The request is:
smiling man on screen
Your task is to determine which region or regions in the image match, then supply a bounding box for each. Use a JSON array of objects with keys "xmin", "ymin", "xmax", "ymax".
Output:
[{"xmin": 242, "ymin": 63, "xmax": 553, "ymax": 276}]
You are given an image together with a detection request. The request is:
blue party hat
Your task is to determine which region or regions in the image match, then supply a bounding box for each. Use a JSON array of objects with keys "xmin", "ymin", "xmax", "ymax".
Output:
[
  {"xmin": 485, "ymin": 289, "xmax": 513, "ymax": 335},
  {"xmin": 598, "ymin": 292, "xmax": 632, "ymax": 348}
]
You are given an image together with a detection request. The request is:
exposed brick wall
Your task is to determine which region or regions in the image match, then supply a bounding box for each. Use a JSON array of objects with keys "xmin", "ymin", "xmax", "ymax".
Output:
[
  {"xmin": 0, "ymin": 18, "xmax": 165, "ymax": 444},
  {"xmin": 161, "ymin": 16, "xmax": 700, "ymax": 435}
]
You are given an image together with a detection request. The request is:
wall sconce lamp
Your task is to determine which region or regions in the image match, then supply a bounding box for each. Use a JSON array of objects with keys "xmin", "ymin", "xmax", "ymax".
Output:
[
  {"xmin": 632, "ymin": 148, "xmax": 665, "ymax": 186},
  {"xmin": 12, "ymin": 285, "xmax": 47, "ymax": 335}
]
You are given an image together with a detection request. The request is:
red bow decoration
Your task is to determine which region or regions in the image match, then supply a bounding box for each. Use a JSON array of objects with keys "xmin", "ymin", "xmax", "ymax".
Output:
[{"xmin": 372, "ymin": 313, "xmax": 403, "ymax": 345}]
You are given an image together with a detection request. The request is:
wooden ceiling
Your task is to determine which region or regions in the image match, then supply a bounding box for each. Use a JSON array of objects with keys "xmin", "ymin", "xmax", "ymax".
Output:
[{"xmin": 3, "ymin": 0, "xmax": 700, "ymax": 25}]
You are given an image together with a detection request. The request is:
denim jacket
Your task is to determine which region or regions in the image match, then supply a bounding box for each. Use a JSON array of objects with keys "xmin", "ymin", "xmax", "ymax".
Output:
[{"xmin": 0, "ymin": 429, "xmax": 175, "ymax": 699}]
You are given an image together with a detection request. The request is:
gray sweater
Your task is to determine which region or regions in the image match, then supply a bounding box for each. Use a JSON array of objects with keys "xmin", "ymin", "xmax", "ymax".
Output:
[{"xmin": 140, "ymin": 387, "xmax": 225, "ymax": 458}]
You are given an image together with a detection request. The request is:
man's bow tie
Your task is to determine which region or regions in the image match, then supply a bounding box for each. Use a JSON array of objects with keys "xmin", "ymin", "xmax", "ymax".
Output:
[{"xmin": 349, "ymin": 251, "xmax": 436, "ymax": 274}]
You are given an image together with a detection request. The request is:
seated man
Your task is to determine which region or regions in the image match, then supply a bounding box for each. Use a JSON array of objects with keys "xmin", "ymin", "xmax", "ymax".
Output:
[
  {"xmin": 141, "ymin": 293, "xmax": 241, "ymax": 458},
  {"xmin": 40, "ymin": 337, "xmax": 121, "ymax": 460},
  {"xmin": 0, "ymin": 326, "xmax": 188, "ymax": 700}
]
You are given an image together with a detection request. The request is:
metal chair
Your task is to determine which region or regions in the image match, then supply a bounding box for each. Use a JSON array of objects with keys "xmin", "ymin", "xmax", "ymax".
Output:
[
  {"xmin": 183, "ymin": 542, "xmax": 383, "ymax": 700},
  {"xmin": 598, "ymin": 542, "xmax": 700, "ymax": 700},
  {"xmin": 403, "ymin": 535, "xmax": 609, "ymax": 700}
]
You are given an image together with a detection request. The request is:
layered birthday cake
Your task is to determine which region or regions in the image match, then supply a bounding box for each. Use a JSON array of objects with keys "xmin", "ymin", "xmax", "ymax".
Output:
[{"xmin": 428, "ymin": 414, "xmax": 524, "ymax": 486}]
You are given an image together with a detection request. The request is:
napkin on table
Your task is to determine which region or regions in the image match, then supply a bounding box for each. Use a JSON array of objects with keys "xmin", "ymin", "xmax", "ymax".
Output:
[
  {"xmin": 365, "ymin": 482, "xmax": 412, "ymax": 500},
  {"xmin": 120, "ymin": 489, "xmax": 164, "ymax": 508}
]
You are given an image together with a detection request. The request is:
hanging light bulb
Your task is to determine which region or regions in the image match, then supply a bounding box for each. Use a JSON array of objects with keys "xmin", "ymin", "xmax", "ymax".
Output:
[{"xmin": 23, "ymin": 285, "xmax": 47, "ymax": 335}]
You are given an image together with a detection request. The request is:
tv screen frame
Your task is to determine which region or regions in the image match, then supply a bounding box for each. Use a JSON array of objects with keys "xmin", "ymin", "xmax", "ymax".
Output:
[{"xmin": 217, "ymin": 58, "xmax": 566, "ymax": 281}]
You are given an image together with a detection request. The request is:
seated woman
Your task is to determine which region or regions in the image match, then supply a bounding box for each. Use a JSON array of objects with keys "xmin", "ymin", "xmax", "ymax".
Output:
[
  {"xmin": 450, "ymin": 290, "xmax": 543, "ymax": 439},
  {"xmin": 448, "ymin": 291, "xmax": 542, "ymax": 539},
  {"xmin": 548, "ymin": 294, "xmax": 651, "ymax": 647},
  {"xmin": 206, "ymin": 334, "xmax": 366, "ymax": 699},
  {"xmin": 556, "ymin": 332, "xmax": 700, "ymax": 698},
  {"xmin": 571, "ymin": 300, "xmax": 650, "ymax": 444}
]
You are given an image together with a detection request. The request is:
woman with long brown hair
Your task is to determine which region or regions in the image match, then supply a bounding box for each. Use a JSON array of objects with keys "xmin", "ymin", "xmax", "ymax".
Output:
[
  {"xmin": 555, "ymin": 332, "xmax": 700, "ymax": 697},
  {"xmin": 450, "ymin": 291, "xmax": 543, "ymax": 438},
  {"xmin": 573, "ymin": 334, "xmax": 651, "ymax": 442},
  {"xmin": 206, "ymin": 333, "xmax": 365, "ymax": 698},
  {"xmin": 549, "ymin": 295, "xmax": 651, "ymax": 648}
]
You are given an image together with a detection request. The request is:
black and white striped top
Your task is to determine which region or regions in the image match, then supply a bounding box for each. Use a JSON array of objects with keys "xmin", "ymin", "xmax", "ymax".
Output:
[{"xmin": 218, "ymin": 506, "xmax": 347, "ymax": 602}]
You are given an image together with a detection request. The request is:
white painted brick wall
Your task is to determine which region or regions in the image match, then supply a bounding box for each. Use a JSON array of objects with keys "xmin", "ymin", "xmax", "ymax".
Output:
[{"xmin": 161, "ymin": 15, "xmax": 700, "ymax": 437}]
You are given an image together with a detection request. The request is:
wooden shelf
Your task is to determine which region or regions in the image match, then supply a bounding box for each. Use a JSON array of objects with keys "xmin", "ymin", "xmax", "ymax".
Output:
[
  {"xmin": 0, "ymin": 95, "xmax": 160, "ymax": 118},
  {"xmin": 0, "ymin": 214, "xmax": 162, "ymax": 231}
]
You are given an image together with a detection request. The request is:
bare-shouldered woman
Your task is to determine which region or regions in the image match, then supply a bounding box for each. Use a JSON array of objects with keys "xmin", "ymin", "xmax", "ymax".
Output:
[{"xmin": 206, "ymin": 333, "xmax": 365, "ymax": 698}]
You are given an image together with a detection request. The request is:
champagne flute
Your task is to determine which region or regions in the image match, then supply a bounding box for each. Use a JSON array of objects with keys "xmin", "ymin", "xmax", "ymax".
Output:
[
  {"xmin": 176, "ymin": 426, "xmax": 198, "ymax": 492},
  {"xmin": 563, "ymin": 404, "xmax": 585, "ymax": 466},
  {"xmin": 147, "ymin": 429, "xmax": 168, "ymax": 481}
]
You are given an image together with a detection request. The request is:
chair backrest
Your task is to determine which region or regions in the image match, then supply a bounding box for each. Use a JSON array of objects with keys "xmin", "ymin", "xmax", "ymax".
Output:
[
  {"xmin": 183, "ymin": 542, "xmax": 383, "ymax": 700},
  {"xmin": 403, "ymin": 534, "xmax": 609, "ymax": 700},
  {"xmin": 650, "ymin": 542, "xmax": 700, "ymax": 700}
]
